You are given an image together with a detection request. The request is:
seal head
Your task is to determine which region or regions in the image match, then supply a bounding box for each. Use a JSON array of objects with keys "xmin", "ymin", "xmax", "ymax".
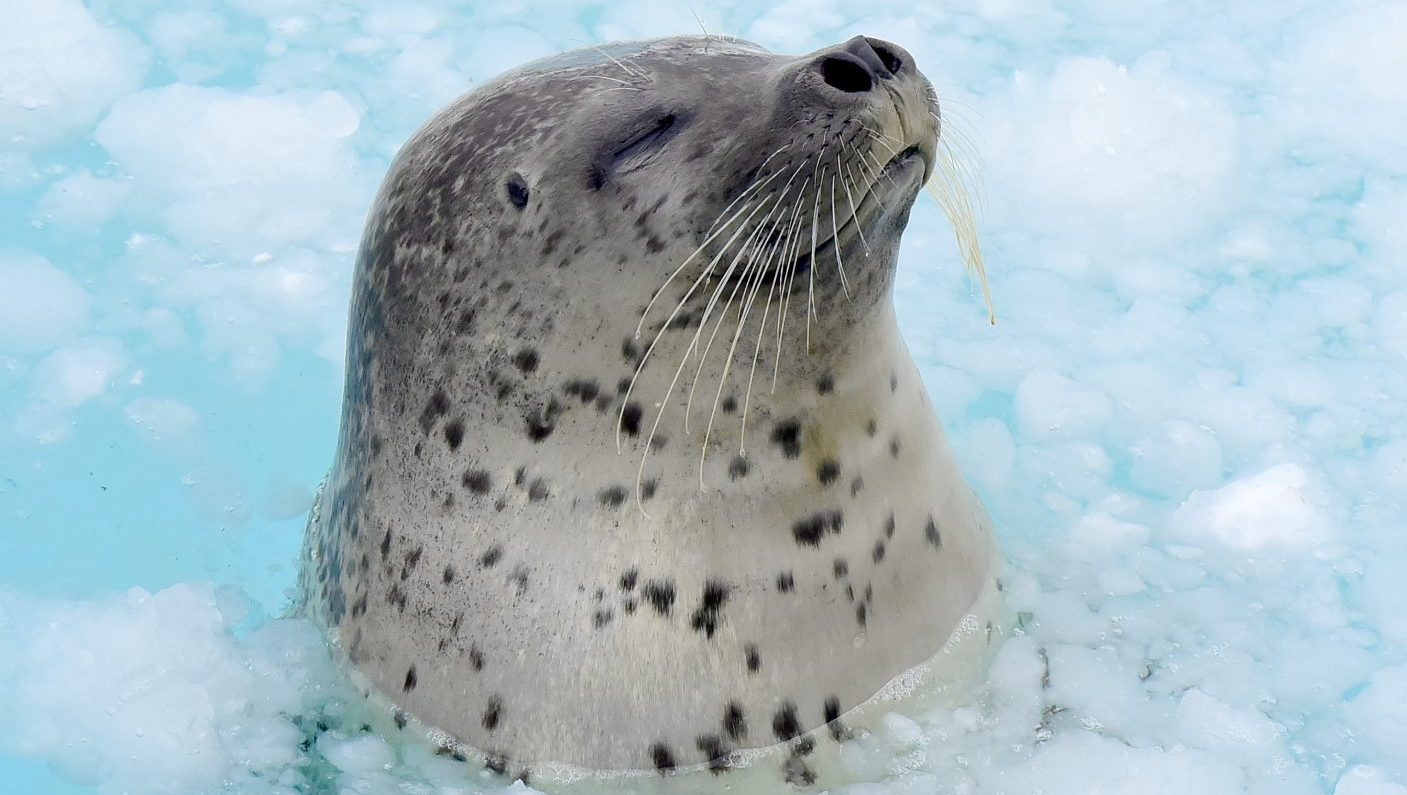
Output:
[{"xmin": 300, "ymin": 34, "xmax": 999, "ymax": 779}]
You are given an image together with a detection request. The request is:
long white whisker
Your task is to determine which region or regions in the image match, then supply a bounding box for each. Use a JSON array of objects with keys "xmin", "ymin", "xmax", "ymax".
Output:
[
  {"xmin": 683, "ymin": 196, "xmax": 790, "ymax": 432},
  {"xmin": 699, "ymin": 200, "xmax": 789, "ymax": 487},
  {"xmin": 772, "ymin": 179, "xmax": 810, "ymax": 392},
  {"xmin": 635, "ymin": 151, "xmax": 790, "ymax": 337},
  {"xmin": 618, "ymin": 195, "xmax": 776, "ymax": 456},
  {"xmin": 837, "ymin": 154, "xmax": 869, "ymax": 255},
  {"xmin": 828, "ymin": 172, "xmax": 851, "ymax": 301}
]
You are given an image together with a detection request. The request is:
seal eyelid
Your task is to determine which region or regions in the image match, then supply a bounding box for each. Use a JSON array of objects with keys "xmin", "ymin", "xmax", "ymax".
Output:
[{"xmin": 610, "ymin": 112, "xmax": 684, "ymax": 171}]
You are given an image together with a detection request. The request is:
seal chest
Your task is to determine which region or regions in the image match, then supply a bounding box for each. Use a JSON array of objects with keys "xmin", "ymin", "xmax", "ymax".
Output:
[{"xmin": 298, "ymin": 33, "xmax": 1001, "ymax": 780}]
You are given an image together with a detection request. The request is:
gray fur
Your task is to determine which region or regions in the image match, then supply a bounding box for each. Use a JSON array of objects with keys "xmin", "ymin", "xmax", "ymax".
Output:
[{"xmin": 298, "ymin": 35, "xmax": 999, "ymax": 779}]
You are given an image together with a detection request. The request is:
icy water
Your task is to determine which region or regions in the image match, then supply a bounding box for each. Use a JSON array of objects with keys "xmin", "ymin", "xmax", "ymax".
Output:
[{"xmin": 2, "ymin": 1, "xmax": 1405, "ymax": 793}]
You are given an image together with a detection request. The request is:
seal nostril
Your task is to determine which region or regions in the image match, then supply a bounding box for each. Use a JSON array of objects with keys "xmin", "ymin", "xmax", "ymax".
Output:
[
  {"xmin": 819, "ymin": 54, "xmax": 873, "ymax": 94},
  {"xmin": 869, "ymin": 41, "xmax": 903, "ymax": 77}
]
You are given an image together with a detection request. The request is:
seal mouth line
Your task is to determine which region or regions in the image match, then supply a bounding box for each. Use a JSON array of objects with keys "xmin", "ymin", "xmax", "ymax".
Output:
[{"xmin": 742, "ymin": 144, "xmax": 924, "ymax": 288}]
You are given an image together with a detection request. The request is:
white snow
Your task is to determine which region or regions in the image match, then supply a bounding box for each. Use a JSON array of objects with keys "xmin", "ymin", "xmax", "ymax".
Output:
[
  {"xmin": 0, "ymin": 254, "xmax": 91, "ymax": 354},
  {"xmin": 0, "ymin": 0, "xmax": 147, "ymax": 145}
]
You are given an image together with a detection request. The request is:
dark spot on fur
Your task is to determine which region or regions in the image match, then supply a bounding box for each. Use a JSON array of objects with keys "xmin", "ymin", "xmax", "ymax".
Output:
[
  {"xmin": 525, "ymin": 404, "xmax": 557, "ymax": 442},
  {"xmin": 386, "ymin": 583, "xmax": 407, "ymax": 612},
  {"xmin": 872, "ymin": 540, "xmax": 886, "ymax": 563},
  {"xmin": 462, "ymin": 468, "xmax": 491, "ymax": 494},
  {"xmin": 745, "ymin": 644, "xmax": 761, "ymax": 673},
  {"xmin": 418, "ymin": 389, "xmax": 449, "ymax": 433},
  {"xmin": 850, "ymin": 476, "xmax": 864, "ymax": 496},
  {"xmin": 483, "ymin": 697, "xmax": 502, "ymax": 731},
  {"xmin": 400, "ymin": 546, "xmax": 422, "ymax": 579},
  {"xmin": 444, "ymin": 419, "xmax": 464, "ymax": 450},
  {"xmin": 771, "ymin": 419, "xmax": 802, "ymax": 458},
  {"xmin": 620, "ymin": 567, "xmax": 638, "ymax": 591},
  {"xmin": 721, "ymin": 395, "xmax": 737, "ymax": 413},
  {"xmin": 443, "ymin": 564, "xmax": 455, "ymax": 583},
  {"xmin": 865, "ymin": 418, "xmax": 877, "ymax": 437},
  {"xmin": 816, "ymin": 374, "xmax": 834, "ymax": 394},
  {"xmin": 926, "ymin": 517, "xmax": 942, "ymax": 548},
  {"xmin": 594, "ymin": 608, "xmax": 613, "ymax": 628},
  {"xmin": 646, "ymin": 743, "xmax": 677, "ymax": 774},
  {"xmin": 792, "ymin": 510, "xmax": 843, "ymax": 546},
  {"xmin": 403, "ymin": 666, "xmax": 417, "ymax": 692},
  {"xmin": 620, "ymin": 402, "xmax": 643, "ymax": 436},
  {"xmin": 884, "ymin": 513, "xmax": 896, "ymax": 538},
  {"xmin": 728, "ymin": 455, "xmax": 749, "ymax": 480},
  {"xmin": 724, "ymin": 702, "xmax": 747, "ymax": 740},
  {"xmin": 832, "ymin": 558, "xmax": 848, "ymax": 579},
  {"xmin": 689, "ymin": 580, "xmax": 729, "ymax": 638},
  {"xmin": 512, "ymin": 348, "xmax": 539, "ymax": 374},
  {"xmin": 380, "ymin": 528, "xmax": 391, "ymax": 557},
  {"xmin": 824, "ymin": 696, "xmax": 845, "ymax": 740},
  {"xmin": 394, "ymin": 710, "xmax": 407, "ymax": 730},
  {"xmin": 772, "ymin": 703, "xmax": 801, "ymax": 741},
  {"xmin": 856, "ymin": 603, "xmax": 868, "ymax": 626},
  {"xmin": 890, "ymin": 436, "xmax": 902, "ymax": 458},
  {"xmin": 776, "ymin": 571, "xmax": 795, "ymax": 592},
  {"xmin": 564, "ymin": 379, "xmax": 599, "ymax": 402},
  {"xmin": 480, "ymin": 546, "xmax": 502, "ymax": 568},
  {"xmin": 469, "ymin": 645, "xmax": 484, "ymax": 671},
  {"xmin": 642, "ymin": 579, "xmax": 676, "ymax": 616},
  {"xmin": 817, "ymin": 459, "xmax": 840, "ymax": 485},
  {"xmin": 696, "ymin": 734, "xmax": 729, "ymax": 774},
  {"xmin": 527, "ymin": 478, "xmax": 549, "ymax": 501},
  {"xmin": 598, "ymin": 485, "xmax": 627, "ymax": 507}
]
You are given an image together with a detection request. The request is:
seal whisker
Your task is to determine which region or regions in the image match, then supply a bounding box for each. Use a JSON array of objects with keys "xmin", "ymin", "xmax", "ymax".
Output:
[
  {"xmin": 806, "ymin": 156, "xmax": 828, "ymax": 352},
  {"xmin": 859, "ymin": 124, "xmax": 903, "ymax": 153},
  {"xmin": 828, "ymin": 172, "xmax": 853, "ymax": 301},
  {"xmin": 588, "ymin": 44, "xmax": 648, "ymax": 80},
  {"xmin": 862, "ymin": 149, "xmax": 901, "ymax": 191},
  {"xmin": 743, "ymin": 193, "xmax": 805, "ymax": 451},
  {"xmin": 635, "ymin": 147, "xmax": 791, "ymax": 340},
  {"xmin": 926, "ymin": 142, "xmax": 995, "ymax": 324},
  {"xmin": 837, "ymin": 154, "xmax": 870, "ymax": 255},
  {"xmin": 844, "ymin": 147, "xmax": 886, "ymax": 212},
  {"xmin": 683, "ymin": 198, "xmax": 789, "ymax": 434},
  {"xmin": 619, "ymin": 194, "xmax": 778, "ymax": 456},
  {"xmin": 698, "ymin": 195, "xmax": 792, "ymax": 487},
  {"xmin": 584, "ymin": 74, "xmax": 638, "ymax": 87},
  {"xmin": 683, "ymin": 167, "xmax": 802, "ymax": 432},
  {"xmin": 771, "ymin": 177, "xmax": 811, "ymax": 392},
  {"xmin": 631, "ymin": 192, "xmax": 785, "ymax": 513}
]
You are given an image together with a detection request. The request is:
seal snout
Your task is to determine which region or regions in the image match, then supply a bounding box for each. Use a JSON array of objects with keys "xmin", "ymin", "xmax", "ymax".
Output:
[{"xmin": 812, "ymin": 36, "xmax": 907, "ymax": 99}]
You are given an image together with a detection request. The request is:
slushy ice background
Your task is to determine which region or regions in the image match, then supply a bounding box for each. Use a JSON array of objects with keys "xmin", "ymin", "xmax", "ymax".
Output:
[{"xmin": 1, "ymin": 1, "xmax": 1405, "ymax": 793}]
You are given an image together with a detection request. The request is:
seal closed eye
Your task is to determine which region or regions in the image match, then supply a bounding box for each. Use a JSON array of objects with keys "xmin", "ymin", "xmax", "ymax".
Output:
[
  {"xmin": 298, "ymin": 33, "xmax": 1002, "ymax": 784},
  {"xmin": 611, "ymin": 111, "xmax": 683, "ymax": 171}
]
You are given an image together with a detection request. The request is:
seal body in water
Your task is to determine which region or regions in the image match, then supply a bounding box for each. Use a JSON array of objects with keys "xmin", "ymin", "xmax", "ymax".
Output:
[{"xmin": 299, "ymin": 34, "xmax": 1001, "ymax": 780}]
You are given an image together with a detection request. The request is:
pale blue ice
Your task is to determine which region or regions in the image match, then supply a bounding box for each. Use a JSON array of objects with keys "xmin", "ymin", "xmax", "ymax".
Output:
[{"xmin": 1, "ymin": 1, "xmax": 1405, "ymax": 794}]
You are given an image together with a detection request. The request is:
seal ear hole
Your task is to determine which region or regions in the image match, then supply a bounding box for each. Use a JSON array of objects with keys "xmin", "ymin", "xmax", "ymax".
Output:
[{"xmin": 505, "ymin": 173, "xmax": 530, "ymax": 209}]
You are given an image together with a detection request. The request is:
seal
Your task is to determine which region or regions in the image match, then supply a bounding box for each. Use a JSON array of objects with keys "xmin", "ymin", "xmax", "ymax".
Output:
[{"xmin": 298, "ymin": 33, "xmax": 1002, "ymax": 783}]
